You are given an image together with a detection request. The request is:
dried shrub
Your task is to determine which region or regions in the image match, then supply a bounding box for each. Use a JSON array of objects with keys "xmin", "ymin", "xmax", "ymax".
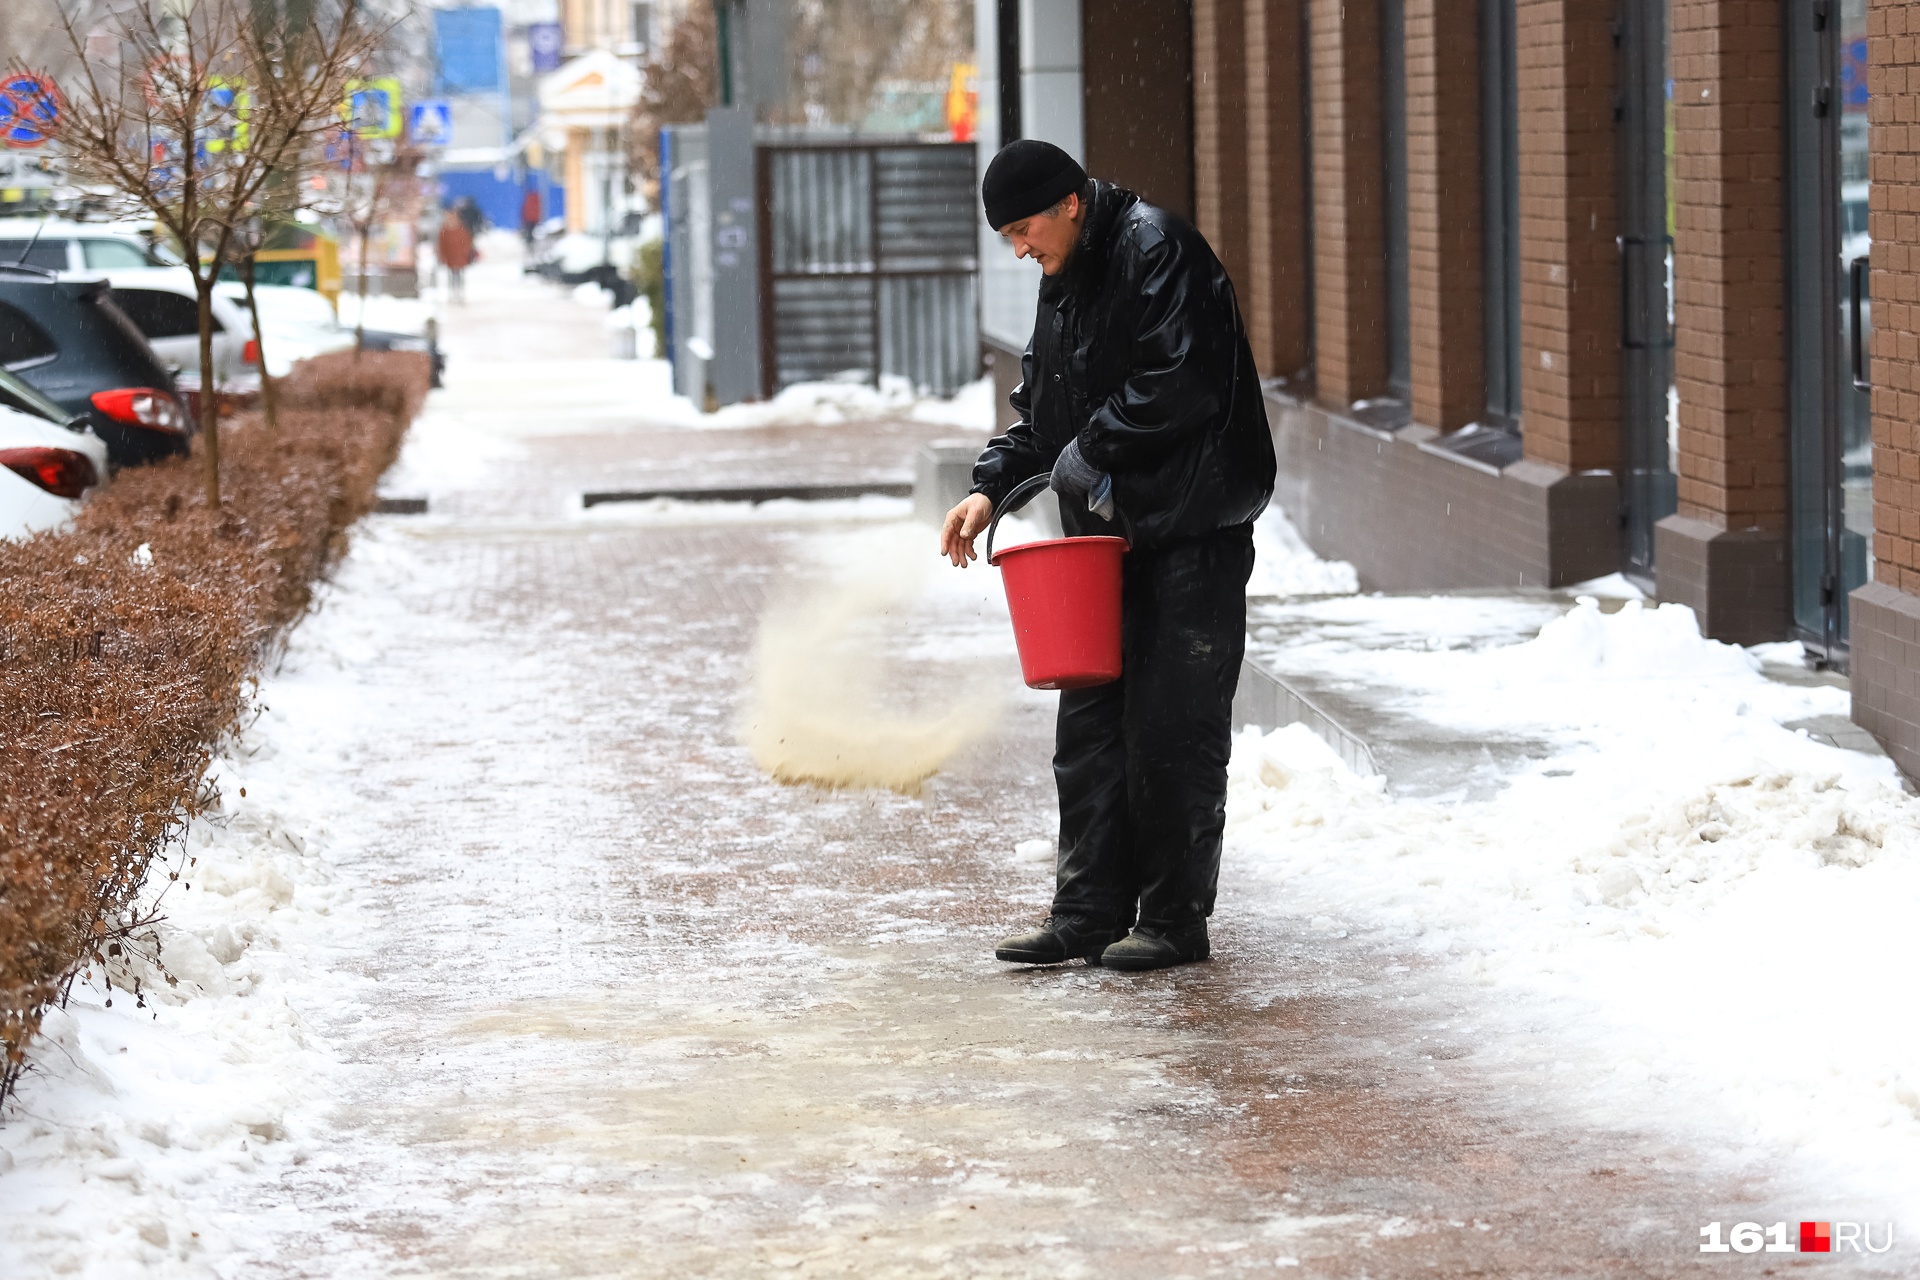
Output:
[{"xmin": 0, "ymin": 350, "xmax": 429, "ymax": 1106}]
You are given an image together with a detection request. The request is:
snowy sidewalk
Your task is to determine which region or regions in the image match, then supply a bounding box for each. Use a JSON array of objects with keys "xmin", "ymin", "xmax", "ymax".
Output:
[{"xmin": 3, "ymin": 247, "xmax": 1915, "ymax": 1278}]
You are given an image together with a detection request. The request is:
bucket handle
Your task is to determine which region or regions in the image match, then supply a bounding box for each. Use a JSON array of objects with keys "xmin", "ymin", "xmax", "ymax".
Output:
[{"xmin": 983, "ymin": 473, "xmax": 1053, "ymax": 565}]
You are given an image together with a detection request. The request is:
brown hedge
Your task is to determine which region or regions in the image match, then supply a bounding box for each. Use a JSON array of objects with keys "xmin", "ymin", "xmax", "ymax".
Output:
[{"xmin": 0, "ymin": 350, "xmax": 429, "ymax": 1105}]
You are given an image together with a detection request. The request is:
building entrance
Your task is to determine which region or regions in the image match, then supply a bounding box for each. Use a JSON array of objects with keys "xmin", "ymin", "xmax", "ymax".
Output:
[
  {"xmin": 1617, "ymin": 0, "xmax": 1676, "ymax": 588},
  {"xmin": 1787, "ymin": 0, "xmax": 1873, "ymax": 659}
]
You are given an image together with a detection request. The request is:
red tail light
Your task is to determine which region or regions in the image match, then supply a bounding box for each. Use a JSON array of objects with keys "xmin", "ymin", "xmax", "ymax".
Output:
[
  {"xmin": 90, "ymin": 388, "xmax": 188, "ymax": 434},
  {"xmin": 242, "ymin": 338, "xmax": 259, "ymax": 365},
  {"xmin": 0, "ymin": 447, "xmax": 100, "ymax": 499}
]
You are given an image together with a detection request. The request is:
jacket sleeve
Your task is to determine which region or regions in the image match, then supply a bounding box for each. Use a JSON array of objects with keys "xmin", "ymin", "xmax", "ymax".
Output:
[
  {"xmin": 1075, "ymin": 232, "xmax": 1235, "ymax": 473},
  {"xmin": 969, "ymin": 337, "xmax": 1054, "ymax": 510}
]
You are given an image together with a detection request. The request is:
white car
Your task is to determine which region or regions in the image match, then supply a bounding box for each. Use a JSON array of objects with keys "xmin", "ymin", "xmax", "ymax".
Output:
[
  {"xmin": 89, "ymin": 267, "xmax": 256, "ymax": 390},
  {"xmin": 0, "ymin": 217, "xmax": 175, "ymax": 273},
  {"xmin": 0, "ymin": 370, "xmax": 109, "ymax": 540},
  {"xmin": 217, "ymin": 283, "xmax": 355, "ymax": 376}
]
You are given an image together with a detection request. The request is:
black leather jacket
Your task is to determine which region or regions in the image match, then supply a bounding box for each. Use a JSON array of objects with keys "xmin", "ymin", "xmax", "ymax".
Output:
[{"xmin": 971, "ymin": 182, "xmax": 1276, "ymax": 550}]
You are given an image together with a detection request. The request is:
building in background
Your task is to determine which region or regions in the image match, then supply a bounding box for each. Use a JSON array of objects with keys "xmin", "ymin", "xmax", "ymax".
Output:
[
  {"xmin": 538, "ymin": 49, "xmax": 643, "ymax": 234},
  {"xmin": 530, "ymin": 0, "xmax": 672, "ymax": 235},
  {"xmin": 972, "ymin": 0, "xmax": 1920, "ymax": 777},
  {"xmin": 432, "ymin": 0, "xmax": 569, "ymax": 231}
]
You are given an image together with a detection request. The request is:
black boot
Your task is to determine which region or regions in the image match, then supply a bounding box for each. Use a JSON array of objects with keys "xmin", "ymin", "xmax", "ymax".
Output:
[
  {"xmin": 1100, "ymin": 923, "xmax": 1210, "ymax": 971},
  {"xmin": 994, "ymin": 915, "xmax": 1127, "ymax": 965}
]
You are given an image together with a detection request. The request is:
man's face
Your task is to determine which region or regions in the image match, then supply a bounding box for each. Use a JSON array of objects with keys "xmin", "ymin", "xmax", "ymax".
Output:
[{"xmin": 998, "ymin": 193, "xmax": 1082, "ymax": 276}]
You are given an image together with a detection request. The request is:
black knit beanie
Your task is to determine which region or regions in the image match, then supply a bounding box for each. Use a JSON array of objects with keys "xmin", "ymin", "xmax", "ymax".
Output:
[{"xmin": 981, "ymin": 140, "xmax": 1089, "ymax": 230}]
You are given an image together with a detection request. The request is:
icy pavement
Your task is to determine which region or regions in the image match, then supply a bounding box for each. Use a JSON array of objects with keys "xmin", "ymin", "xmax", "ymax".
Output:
[{"xmin": 2, "ymin": 246, "xmax": 1916, "ymax": 1278}]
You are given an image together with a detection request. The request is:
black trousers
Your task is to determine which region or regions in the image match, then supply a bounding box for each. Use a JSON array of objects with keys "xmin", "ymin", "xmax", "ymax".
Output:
[{"xmin": 1052, "ymin": 527, "xmax": 1253, "ymax": 931}]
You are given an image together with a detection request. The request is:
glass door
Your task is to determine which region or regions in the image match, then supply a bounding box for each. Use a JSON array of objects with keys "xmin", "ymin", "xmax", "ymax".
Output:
[{"xmin": 1786, "ymin": 0, "xmax": 1873, "ymax": 658}]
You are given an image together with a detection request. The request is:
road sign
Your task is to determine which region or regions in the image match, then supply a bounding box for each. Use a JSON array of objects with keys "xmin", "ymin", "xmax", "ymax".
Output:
[
  {"xmin": 528, "ymin": 22, "xmax": 564, "ymax": 74},
  {"xmin": 0, "ymin": 74, "xmax": 61, "ymax": 150},
  {"xmin": 410, "ymin": 100, "xmax": 452, "ymax": 147},
  {"xmin": 345, "ymin": 77, "xmax": 403, "ymax": 139}
]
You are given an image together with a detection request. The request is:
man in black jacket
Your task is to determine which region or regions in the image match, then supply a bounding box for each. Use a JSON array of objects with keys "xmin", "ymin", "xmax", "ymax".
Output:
[{"xmin": 940, "ymin": 140, "xmax": 1277, "ymax": 972}]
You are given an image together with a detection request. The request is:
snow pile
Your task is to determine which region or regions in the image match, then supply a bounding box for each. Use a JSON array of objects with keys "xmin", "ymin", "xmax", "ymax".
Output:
[
  {"xmin": 683, "ymin": 373, "xmax": 995, "ymax": 431},
  {"xmin": 1227, "ymin": 599, "xmax": 1920, "ymax": 1218},
  {"xmin": 1500, "ymin": 596, "xmax": 1758, "ymax": 681},
  {"xmin": 1247, "ymin": 506, "xmax": 1360, "ymax": 596},
  {"xmin": 334, "ymin": 291, "xmax": 436, "ymax": 338},
  {"xmin": 0, "ymin": 742, "xmax": 360, "ymax": 1277}
]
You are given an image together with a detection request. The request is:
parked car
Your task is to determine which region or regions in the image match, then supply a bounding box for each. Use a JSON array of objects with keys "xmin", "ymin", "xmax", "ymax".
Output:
[
  {"xmin": 0, "ymin": 368, "xmax": 110, "ymax": 540},
  {"xmin": 0, "ymin": 269, "xmax": 191, "ymax": 467},
  {"xmin": 88, "ymin": 267, "xmax": 255, "ymax": 391},
  {"xmin": 0, "ymin": 217, "xmax": 175, "ymax": 273},
  {"xmin": 216, "ymin": 282, "xmax": 356, "ymax": 376}
]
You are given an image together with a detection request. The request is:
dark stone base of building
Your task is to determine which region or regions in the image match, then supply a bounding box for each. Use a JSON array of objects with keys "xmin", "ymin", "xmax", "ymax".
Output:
[
  {"xmin": 1265, "ymin": 390, "xmax": 1619, "ymax": 590},
  {"xmin": 1849, "ymin": 582, "xmax": 1920, "ymax": 777},
  {"xmin": 1652, "ymin": 516, "xmax": 1792, "ymax": 645}
]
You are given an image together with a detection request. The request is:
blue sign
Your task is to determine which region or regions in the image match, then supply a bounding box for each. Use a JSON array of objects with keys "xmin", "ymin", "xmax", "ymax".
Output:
[
  {"xmin": 410, "ymin": 100, "xmax": 453, "ymax": 147},
  {"xmin": 1842, "ymin": 38, "xmax": 1869, "ymax": 111},
  {"xmin": 435, "ymin": 7, "xmax": 503, "ymax": 94},
  {"xmin": 528, "ymin": 22, "xmax": 564, "ymax": 75}
]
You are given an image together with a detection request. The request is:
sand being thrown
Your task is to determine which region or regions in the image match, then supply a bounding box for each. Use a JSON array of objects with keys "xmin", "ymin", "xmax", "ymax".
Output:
[{"xmin": 741, "ymin": 527, "xmax": 1009, "ymax": 793}]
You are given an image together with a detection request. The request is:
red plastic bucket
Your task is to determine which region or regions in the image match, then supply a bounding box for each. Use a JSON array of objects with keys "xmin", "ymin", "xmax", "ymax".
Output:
[
  {"xmin": 991, "ymin": 536, "xmax": 1128, "ymax": 688},
  {"xmin": 983, "ymin": 476, "xmax": 1127, "ymax": 690}
]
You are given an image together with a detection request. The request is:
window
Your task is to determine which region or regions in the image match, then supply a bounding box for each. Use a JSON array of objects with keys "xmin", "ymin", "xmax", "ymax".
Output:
[
  {"xmin": 0, "ymin": 239, "xmax": 72, "ymax": 272},
  {"xmin": 111, "ymin": 288, "xmax": 215, "ymax": 339},
  {"xmin": 630, "ymin": 1, "xmax": 653, "ymax": 53},
  {"xmin": 1480, "ymin": 0, "xmax": 1521, "ymax": 430},
  {"xmin": 0, "ymin": 367, "xmax": 71, "ymax": 423},
  {"xmin": 82, "ymin": 239, "xmax": 155, "ymax": 270},
  {"xmin": 1381, "ymin": 0, "xmax": 1411, "ymax": 402},
  {"xmin": 0, "ymin": 301, "xmax": 58, "ymax": 367}
]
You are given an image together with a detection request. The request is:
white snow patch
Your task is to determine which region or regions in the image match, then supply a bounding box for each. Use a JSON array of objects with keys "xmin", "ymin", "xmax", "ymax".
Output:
[
  {"xmin": 577, "ymin": 494, "xmax": 915, "ymax": 525},
  {"xmin": 1228, "ymin": 597, "xmax": 1920, "ymax": 1222},
  {"xmin": 1248, "ymin": 506, "xmax": 1359, "ymax": 597},
  {"xmin": 0, "ymin": 724, "xmax": 366, "ymax": 1277}
]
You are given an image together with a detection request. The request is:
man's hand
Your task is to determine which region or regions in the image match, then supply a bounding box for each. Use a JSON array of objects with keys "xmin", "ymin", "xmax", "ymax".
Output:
[{"xmin": 940, "ymin": 493, "xmax": 994, "ymax": 567}]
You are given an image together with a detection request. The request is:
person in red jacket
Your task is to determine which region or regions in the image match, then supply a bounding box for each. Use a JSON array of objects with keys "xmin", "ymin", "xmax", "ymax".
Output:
[
  {"xmin": 520, "ymin": 187, "xmax": 542, "ymax": 249},
  {"xmin": 436, "ymin": 210, "xmax": 476, "ymax": 304}
]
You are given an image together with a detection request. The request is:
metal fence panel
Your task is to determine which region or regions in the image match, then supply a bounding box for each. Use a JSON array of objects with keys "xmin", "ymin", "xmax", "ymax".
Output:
[
  {"xmin": 762, "ymin": 139, "xmax": 978, "ymax": 397},
  {"xmin": 773, "ymin": 276, "xmax": 876, "ymax": 387},
  {"xmin": 874, "ymin": 146, "xmax": 977, "ymax": 272},
  {"xmin": 769, "ymin": 148, "xmax": 873, "ymax": 274},
  {"xmin": 879, "ymin": 274, "xmax": 976, "ymax": 394}
]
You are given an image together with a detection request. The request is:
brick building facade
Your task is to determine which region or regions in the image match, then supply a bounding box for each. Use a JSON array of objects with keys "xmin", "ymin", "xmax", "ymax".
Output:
[{"xmin": 975, "ymin": 0, "xmax": 1920, "ymax": 776}]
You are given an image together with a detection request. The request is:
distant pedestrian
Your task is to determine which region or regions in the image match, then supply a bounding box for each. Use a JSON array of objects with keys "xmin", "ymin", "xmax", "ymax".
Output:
[
  {"xmin": 520, "ymin": 188, "xmax": 542, "ymax": 250},
  {"xmin": 437, "ymin": 213, "xmax": 476, "ymax": 304},
  {"xmin": 456, "ymin": 195, "xmax": 485, "ymax": 237},
  {"xmin": 942, "ymin": 140, "xmax": 1276, "ymax": 972}
]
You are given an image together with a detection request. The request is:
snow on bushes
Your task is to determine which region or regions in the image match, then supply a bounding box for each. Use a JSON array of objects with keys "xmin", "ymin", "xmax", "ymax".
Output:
[{"xmin": 0, "ymin": 351, "xmax": 428, "ymax": 1103}]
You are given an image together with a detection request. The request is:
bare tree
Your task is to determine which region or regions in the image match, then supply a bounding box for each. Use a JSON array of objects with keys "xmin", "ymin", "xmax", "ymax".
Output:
[
  {"xmin": 28, "ymin": 0, "xmax": 377, "ymax": 506},
  {"xmin": 791, "ymin": 0, "xmax": 970, "ymax": 128},
  {"xmin": 628, "ymin": 2, "xmax": 718, "ymax": 196}
]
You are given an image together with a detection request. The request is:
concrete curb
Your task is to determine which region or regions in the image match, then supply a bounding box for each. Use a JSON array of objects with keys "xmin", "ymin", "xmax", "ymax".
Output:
[{"xmin": 1233, "ymin": 655, "xmax": 1381, "ymax": 778}]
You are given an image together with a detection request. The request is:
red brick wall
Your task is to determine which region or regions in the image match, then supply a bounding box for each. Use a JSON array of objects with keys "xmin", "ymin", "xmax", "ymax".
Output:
[
  {"xmin": 1514, "ymin": 0, "xmax": 1619, "ymax": 470},
  {"xmin": 1194, "ymin": 0, "xmax": 1251, "ymax": 293},
  {"xmin": 1404, "ymin": 0, "xmax": 1484, "ymax": 430},
  {"xmin": 1310, "ymin": 0, "xmax": 1388, "ymax": 406},
  {"xmin": 1869, "ymin": 0, "xmax": 1920, "ymax": 589},
  {"xmin": 1245, "ymin": 0, "xmax": 1313, "ymax": 382},
  {"xmin": 1083, "ymin": 0, "xmax": 1197, "ymax": 220},
  {"xmin": 1670, "ymin": 0, "xmax": 1787, "ymax": 532}
]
